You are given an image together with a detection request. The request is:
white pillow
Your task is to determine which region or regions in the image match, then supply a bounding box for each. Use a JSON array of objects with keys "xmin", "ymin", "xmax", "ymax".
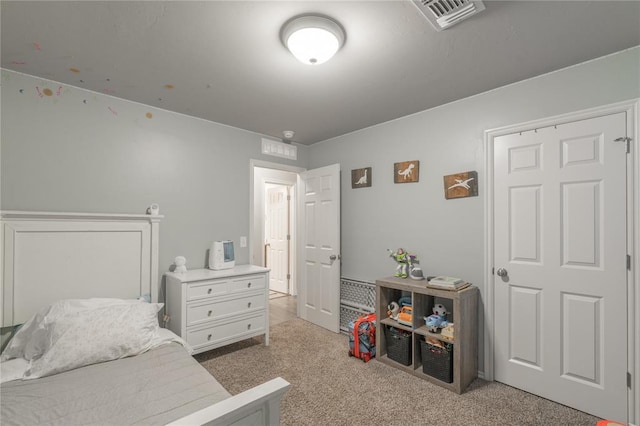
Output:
[
  {"xmin": 1, "ymin": 298, "xmax": 149, "ymax": 362},
  {"xmin": 24, "ymin": 302, "xmax": 163, "ymax": 379},
  {"xmin": 0, "ymin": 358, "xmax": 29, "ymax": 383}
]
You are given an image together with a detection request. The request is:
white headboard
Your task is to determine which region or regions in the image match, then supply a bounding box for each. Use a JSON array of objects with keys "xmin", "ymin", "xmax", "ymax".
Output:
[{"xmin": 1, "ymin": 211, "xmax": 162, "ymax": 327}]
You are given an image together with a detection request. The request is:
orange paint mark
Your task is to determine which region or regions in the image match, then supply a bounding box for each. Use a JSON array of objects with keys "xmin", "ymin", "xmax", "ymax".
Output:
[
  {"xmin": 145, "ymin": 112, "xmax": 153, "ymax": 119},
  {"xmin": 69, "ymin": 68, "xmax": 80, "ymax": 73},
  {"xmin": 42, "ymin": 88, "xmax": 53, "ymax": 97},
  {"xmin": 164, "ymin": 84, "xmax": 174, "ymax": 89}
]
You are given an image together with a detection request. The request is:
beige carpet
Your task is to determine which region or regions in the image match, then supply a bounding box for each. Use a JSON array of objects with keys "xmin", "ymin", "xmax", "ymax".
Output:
[{"xmin": 194, "ymin": 318, "xmax": 599, "ymax": 426}]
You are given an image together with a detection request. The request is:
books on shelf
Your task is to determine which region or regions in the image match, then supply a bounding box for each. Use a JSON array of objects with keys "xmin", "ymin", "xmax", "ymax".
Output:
[{"xmin": 427, "ymin": 276, "xmax": 469, "ymax": 290}]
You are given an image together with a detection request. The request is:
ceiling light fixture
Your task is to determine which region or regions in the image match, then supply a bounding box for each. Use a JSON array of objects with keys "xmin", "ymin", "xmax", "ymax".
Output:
[{"xmin": 281, "ymin": 14, "xmax": 345, "ymax": 65}]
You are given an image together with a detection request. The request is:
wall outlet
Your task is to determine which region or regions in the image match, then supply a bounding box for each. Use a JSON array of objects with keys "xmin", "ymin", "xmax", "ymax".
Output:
[{"xmin": 240, "ymin": 236, "xmax": 247, "ymax": 247}]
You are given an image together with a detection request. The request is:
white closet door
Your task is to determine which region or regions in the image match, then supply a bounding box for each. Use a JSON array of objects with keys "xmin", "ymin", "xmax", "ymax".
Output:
[{"xmin": 493, "ymin": 112, "xmax": 628, "ymax": 421}]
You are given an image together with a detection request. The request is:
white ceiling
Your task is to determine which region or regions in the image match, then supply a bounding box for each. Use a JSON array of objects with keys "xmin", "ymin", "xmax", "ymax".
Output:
[{"xmin": 2, "ymin": 1, "xmax": 639, "ymax": 145}]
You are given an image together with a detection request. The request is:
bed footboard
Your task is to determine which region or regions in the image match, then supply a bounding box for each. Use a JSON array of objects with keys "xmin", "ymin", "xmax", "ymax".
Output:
[{"xmin": 167, "ymin": 377, "xmax": 290, "ymax": 426}]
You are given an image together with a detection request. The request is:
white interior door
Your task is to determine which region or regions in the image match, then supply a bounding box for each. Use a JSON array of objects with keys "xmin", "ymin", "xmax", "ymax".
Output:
[
  {"xmin": 298, "ymin": 164, "xmax": 340, "ymax": 333},
  {"xmin": 266, "ymin": 184, "xmax": 290, "ymax": 294},
  {"xmin": 493, "ymin": 113, "xmax": 628, "ymax": 421}
]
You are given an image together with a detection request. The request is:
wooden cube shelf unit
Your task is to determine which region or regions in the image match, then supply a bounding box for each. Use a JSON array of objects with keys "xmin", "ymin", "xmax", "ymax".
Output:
[{"xmin": 375, "ymin": 276, "xmax": 478, "ymax": 394}]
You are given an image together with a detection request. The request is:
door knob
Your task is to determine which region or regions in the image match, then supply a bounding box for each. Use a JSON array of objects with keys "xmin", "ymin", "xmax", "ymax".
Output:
[
  {"xmin": 329, "ymin": 255, "xmax": 337, "ymax": 261},
  {"xmin": 496, "ymin": 268, "xmax": 508, "ymax": 277}
]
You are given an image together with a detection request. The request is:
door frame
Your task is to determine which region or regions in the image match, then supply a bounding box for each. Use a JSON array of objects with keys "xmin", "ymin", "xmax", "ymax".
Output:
[
  {"xmin": 250, "ymin": 160, "xmax": 304, "ymax": 296},
  {"xmin": 483, "ymin": 99, "xmax": 639, "ymax": 424}
]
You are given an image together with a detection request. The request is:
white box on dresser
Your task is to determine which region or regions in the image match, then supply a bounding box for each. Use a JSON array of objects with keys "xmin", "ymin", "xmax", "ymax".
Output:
[{"xmin": 165, "ymin": 265, "xmax": 270, "ymax": 354}]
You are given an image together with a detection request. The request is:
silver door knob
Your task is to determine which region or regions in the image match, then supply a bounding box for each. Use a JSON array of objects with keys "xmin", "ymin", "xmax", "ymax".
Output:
[
  {"xmin": 329, "ymin": 254, "xmax": 337, "ymax": 261},
  {"xmin": 496, "ymin": 268, "xmax": 508, "ymax": 277}
]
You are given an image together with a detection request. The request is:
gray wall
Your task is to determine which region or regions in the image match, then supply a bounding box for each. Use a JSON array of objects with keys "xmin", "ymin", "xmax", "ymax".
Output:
[
  {"xmin": 309, "ymin": 47, "xmax": 640, "ymax": 371},
  {"xmin": 1, "ymin": 70, "xmax": 310, "ymax": 283},
  {"xmin": 311, "ymin": 46, "xmax": 639, "ymax": 283},
  {"xmin": 2, "ymin": 48, "xmax": 639, "ymax": 367}
]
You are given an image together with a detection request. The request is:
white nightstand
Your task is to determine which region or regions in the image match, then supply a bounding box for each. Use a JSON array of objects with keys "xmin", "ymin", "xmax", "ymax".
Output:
[{"xmin": 165, "ymin": 265, "xmax": 270, "ymax": 354}]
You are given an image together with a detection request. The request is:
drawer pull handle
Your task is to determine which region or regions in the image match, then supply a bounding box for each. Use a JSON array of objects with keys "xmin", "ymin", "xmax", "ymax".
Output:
[
  {"xmin": 207, "ymin": 310, "xmax": 213, "ymax": 316},
  {"xmin": 207, "ymin": 334, "xmax": 212, "ymax": 341},
  {"xmin": 247, "ymin": 282, "xmax": 252, "ymax": 288},
  {"xmin": 207, "ymin": 288, "xmax": 212, "ymax": 294},
  {"xmin": 247, "ymin": 324, "xmax": 251, "ymax": 330},
  {"xmin": 247, "ymin": 302, "xmax": 252, "ymax": 308}
]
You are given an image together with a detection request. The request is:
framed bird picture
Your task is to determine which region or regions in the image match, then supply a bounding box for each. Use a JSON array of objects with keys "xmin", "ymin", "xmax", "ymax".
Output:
[{"xmin": 443, "ymin": 171, "xmax": 478, "ymax": 199}]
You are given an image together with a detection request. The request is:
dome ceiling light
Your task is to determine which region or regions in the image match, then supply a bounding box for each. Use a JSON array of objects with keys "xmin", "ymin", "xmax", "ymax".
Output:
[{"xmin": 281, "ymin": 14, "xmax": 345, "ymax": 65}]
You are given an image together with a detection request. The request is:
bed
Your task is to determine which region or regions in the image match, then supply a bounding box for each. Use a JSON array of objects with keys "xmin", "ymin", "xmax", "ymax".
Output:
[{"xmin": 0, "ymin": 210, "xmax": 290, "ymax": 425}]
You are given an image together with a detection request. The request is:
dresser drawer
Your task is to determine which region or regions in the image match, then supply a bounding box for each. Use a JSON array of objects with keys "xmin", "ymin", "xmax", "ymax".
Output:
[
  {"xmin": 187, "ymin": 279, "xmax": 227, "ymax": 301},
  {"xmin": 228, "ymin": 275, "xmax": 265, "ymax": 294},
  {"xmin": 186, "ymin": 293, "xmax": 266, "ymax": 326},
  {"xmin": 187, "ymin": 314, "xmax": 266, "ymax": 349}
]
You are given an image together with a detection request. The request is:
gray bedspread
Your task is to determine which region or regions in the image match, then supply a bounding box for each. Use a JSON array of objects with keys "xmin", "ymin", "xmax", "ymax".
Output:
[{"xmin": 0, "ymin": 343, "xmax": 231, "ymax": 425}]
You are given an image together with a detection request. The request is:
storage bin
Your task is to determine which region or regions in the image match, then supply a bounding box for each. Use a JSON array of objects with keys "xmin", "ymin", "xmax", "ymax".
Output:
[
  {"xmin": 420, "ymin": 340, "xmax": 453, "ymax": 383},
  {"xmin": 384, "ymin": 325, "xmax": 412, "ymax": 366}
]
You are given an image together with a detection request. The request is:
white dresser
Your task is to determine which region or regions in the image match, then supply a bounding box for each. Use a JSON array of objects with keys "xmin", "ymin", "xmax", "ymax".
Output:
[{"xmin": 165, "ymin": 265, "xmax": 270, "ymax": 354}]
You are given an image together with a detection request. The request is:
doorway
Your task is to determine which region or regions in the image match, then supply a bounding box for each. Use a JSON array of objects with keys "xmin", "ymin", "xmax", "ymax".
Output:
[
  {"xmin": 250, "ymin": 160, "xmax": 342, "ymax": 334},
  {"xmin": 265, "ymin": 183, "xmax": 293, "ymax": 295},
  {"xmin": 251, "ymin": 163, "xmax": 300, "ymax": 297},
  {"xmin": 484, "ymin": 101, "xmax": 638, "ymax": 423}
]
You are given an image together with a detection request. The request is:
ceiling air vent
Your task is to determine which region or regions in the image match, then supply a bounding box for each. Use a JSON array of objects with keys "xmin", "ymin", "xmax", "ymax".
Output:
[{"xmin": 413, "ymin": 0, "xmax": 485, "ymax": 31}]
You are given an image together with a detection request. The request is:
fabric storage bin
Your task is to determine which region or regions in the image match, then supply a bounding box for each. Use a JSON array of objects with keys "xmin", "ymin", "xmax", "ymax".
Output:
[
  {"xmin": 420, "ymin": 340, "xmax": 453, "ymax": 383},
  {"xmin": 384, "ymin": 325, "xmax": 412, "ymax": 366}
]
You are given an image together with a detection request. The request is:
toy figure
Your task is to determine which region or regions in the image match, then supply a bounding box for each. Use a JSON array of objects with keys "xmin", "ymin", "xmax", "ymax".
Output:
[
  {"xmin": 174, "ymin": 256, "xmax": 187, "ymax": 273},
  {"xmin": 388, "ymin": 248, "xmax": 425, "ymax": 280},
  {"xmin": 387, "ymin": 248, "xmax": 409, "ymax": 278},
  {"xmin": 424, "ymin": 303, "xmax": 450, "ymax": 332},
  {"xmin": 397, "ymin": 306, "xmax": 413, "ymax": 327},
  {"xmin": 387, "ymin": 301, "xmax": 400, "ymax": 320},
  {"xmin": 407, "ymin": 254, "xmax": 425, "ymax": 280}
]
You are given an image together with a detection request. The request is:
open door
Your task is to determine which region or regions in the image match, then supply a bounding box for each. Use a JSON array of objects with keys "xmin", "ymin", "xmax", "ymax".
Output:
[
  {"xmin": 298, "ymin": 164, "xmax": 340, "ymax": 333},
  {"xmin": 265, "ymin": 184, "xmax": 290, "ymax": 294}
]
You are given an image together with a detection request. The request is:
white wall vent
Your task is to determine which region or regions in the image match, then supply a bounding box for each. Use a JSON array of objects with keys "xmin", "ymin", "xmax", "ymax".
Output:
[
  {"xmin": 413, "ymin": 0, "xmax": 485, "ymax": 31},
  {"xmin": 261, "ymin": 138, "xmax": 297, "ymax": 160}
]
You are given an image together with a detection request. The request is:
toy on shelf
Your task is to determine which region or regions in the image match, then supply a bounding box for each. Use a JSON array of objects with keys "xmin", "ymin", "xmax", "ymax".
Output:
[
  {"xmin": 388, "ymin": 296, "xmax": 411, "ymax": 322},
  {"xmin": 387, "ymin": 249, "xmax": 425, "ymax": 280},
  {"xmin": 387, "ymin": 301, "xmax": 400, "ymax": 320},
  {"xmin": 398, "ymin": 296, "xmax": 412, "ymax": 307},
  {"xmin": 440, "ymin": 323, "xmax": 455, "ymax": 341},
  {"xmin": 397, "ymin": 306, "xmax": 413, "ymax": 327},
  {"xmin": 387, "ymin": 248, "xmax": 409, "ymax": 278},
  {"xmin": 407, "ymin": 254, "xmax": 425, "ymax": 280},
  {"xmin": 424, "ymin": 303, "xmax": 450, "ymax": 332}
]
